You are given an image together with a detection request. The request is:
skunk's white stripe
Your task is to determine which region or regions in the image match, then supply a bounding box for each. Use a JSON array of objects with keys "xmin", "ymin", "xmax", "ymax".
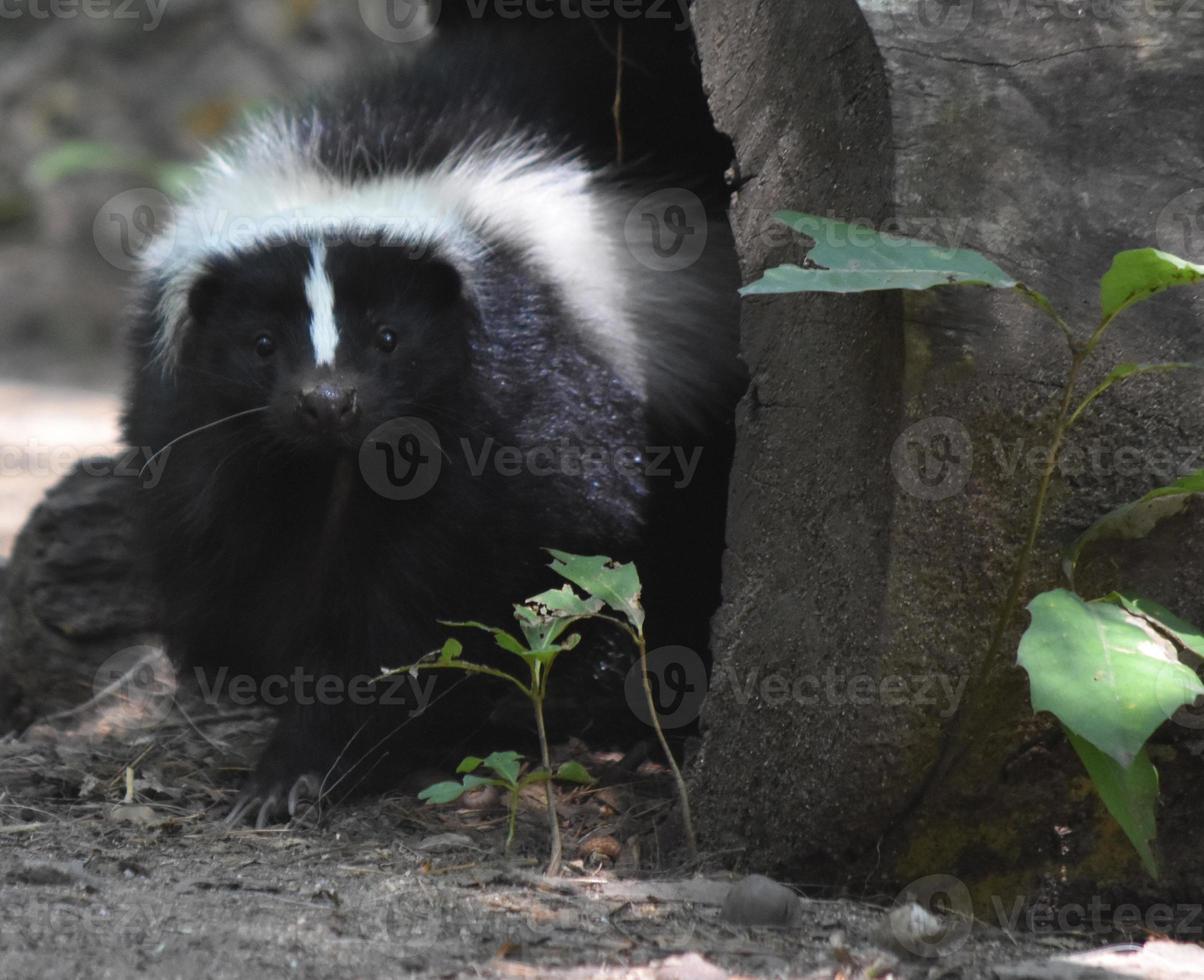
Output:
[
  {"xmin": 142, "ymin": 119, "xmax": 644, "ymax": 392},
  {"xmin": 305, "ymin": 242, "xmax": 338, "ymax": 366}
]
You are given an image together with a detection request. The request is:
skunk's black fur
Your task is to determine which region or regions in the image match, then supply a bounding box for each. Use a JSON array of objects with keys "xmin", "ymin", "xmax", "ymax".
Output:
[{"xmin": 123, "ymin": 11, "xmax": 743, "ymax": 824}]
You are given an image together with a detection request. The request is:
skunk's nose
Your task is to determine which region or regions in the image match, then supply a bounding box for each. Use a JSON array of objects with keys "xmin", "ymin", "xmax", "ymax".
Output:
[{"xmin": 297, "ymin": 382, "xmax": 359, "ymax": 432}]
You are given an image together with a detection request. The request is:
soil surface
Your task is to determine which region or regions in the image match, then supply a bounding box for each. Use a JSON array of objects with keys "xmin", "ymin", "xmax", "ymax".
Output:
[{"xmin": 0, "ymin": 693, "xmax": 1195, "ymax": 980}]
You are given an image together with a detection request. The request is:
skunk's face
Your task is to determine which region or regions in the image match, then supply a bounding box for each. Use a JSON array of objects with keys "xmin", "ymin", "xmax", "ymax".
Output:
[{"xmin": 179, "ymin": 239, "xmax": 471, "ymax": 453}]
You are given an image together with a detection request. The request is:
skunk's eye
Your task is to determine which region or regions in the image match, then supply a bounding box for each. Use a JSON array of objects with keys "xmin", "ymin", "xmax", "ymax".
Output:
[
  {"xmin": 254, "ymin": 334, "xmax": 276, "ymax": 358},
  {"xmin": 376, "ymin": 327, "xmax": 399, "ymax": 354}
]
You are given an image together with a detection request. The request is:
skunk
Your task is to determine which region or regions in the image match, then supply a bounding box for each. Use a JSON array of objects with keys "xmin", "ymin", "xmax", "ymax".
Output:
[{"xmin": 123, "ymin": 11, "xmax": 742, "ymax": 826}]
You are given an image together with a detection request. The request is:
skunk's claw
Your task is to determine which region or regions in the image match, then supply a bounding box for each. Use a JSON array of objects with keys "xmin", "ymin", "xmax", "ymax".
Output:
[
  {"xmin": 288, "ymin": 772, "xmax": 322, "ymax": 817},
  {"xmin": 224, "ymin": 771, "xmax": 322, "ymax": 828},
  {"xmin": 222, "ymin": 790, "xmax": 263, "ymax": 828}
]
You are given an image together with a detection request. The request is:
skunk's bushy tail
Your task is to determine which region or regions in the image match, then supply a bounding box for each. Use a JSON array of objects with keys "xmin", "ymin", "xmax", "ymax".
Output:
[{"xmin": 427, "ymin": 3, "xmax": 745, "ymax": 431}]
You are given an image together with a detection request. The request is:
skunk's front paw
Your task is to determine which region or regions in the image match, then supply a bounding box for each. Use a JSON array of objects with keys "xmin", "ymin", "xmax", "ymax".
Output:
[{"xmin": 224, "ymin": 771, "xmax": 323, "ymax": 828}]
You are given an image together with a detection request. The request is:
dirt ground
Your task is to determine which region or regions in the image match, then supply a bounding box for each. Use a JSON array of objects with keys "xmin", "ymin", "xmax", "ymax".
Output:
[{"xmin": 0, "ymin": 694, "xmax": 1198, "ymax": 980}]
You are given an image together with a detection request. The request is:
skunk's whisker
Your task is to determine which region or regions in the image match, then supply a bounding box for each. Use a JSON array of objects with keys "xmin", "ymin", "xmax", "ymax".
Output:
[{"xmin": 138, "ymin": 406, "xmax": 271, "ymax": 479}]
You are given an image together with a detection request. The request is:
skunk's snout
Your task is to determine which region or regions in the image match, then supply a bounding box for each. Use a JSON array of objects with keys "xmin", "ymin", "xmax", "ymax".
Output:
[{"xmin": 297, "ymin": 382, "xmax": 359, "ymax": 432}]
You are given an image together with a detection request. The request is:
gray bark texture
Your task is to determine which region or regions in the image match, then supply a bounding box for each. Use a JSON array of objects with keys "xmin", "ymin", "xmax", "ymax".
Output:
[
  {"xmin": 0, "ymin": 467, "xmax": 152, "ymax": 735},
  {"xmin": 691, "ymin": 0, "xmax": 1204, "ymax": 901}
]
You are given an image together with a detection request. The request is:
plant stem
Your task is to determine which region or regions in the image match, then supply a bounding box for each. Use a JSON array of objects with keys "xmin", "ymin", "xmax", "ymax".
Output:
[
  {"xmin": 506, "ymin": 787, "xmax": 518, "ymax": 852},
  {"xmin": 634, "ymin": 628, "xmax": 698, "ymax": 861},
  {"xmin": 532, "ymin": 691, "xmax": 562, "ymax": 876},
  {"xmin": 984, "ymin": 348, "xmax": 1087, "ymax": 666},
  {"xmin": 984, "ymin": 307, "xmax": 1124, "ymax": 660},
  {"xmin": 592, "ymin": 612, "xmax": 700, "ymax": 860},
  {"xmin": 1067, "ymin": 362, "xmax": 1194, "ymax": 432},
  {"xmin": 376, "ymin": 658, "xmax": 531, "ymax": 698},
  {"xmin": 1016, "ymin": 284, "xmax": 1075, "ymax": 347}
]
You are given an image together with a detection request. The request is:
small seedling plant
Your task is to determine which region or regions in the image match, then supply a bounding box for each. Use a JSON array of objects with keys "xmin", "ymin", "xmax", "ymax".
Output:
[
  {"xmin": 379, "ymin": 549, "xmax": 695, "ymax": 875},
  {"xmin": 418, "ymin": 750, "xmax": 592, "ymax": 853},
  {"xmin": 744, "ymin": 212, "xmax": 1204, "ymax": 876}
]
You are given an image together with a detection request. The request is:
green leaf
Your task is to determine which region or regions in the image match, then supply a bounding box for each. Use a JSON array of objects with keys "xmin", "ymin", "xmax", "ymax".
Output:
[
  {"xmin": 1065, "ymin": 730, "xmax": 1159, "ymax": 878},
  {"xmin": 520, "ymin": 769, "xmax": 553, "ymax": 787},
  {"xmin": 440, "ymin": 620, "xmax": 528, "ymax": 656},
  {"xmin": 1064, "ymin": 469, "xmax": 1204, "ymax": 581},
  {"xmin": 507, "ymin": 605, "xmax": 579, "ymax": 663},
  {"xmin": 1100, "ymin": 361, "xmax": 1195, "ymax": 385},
  {"xmin": 439, "ymin": 638, "xmax": 463, "ymax": 663},
  {"xmin": 740, "ymin": 213, "xmax": 1016, "ymax": 296},
  {"xmin": 513, "ymin": 601, "xmax": 574, "ymax": 652},
  {"xmin": 419, "ymin": 771, "xmax": 501, "ymax": 804},
  {"xmin": 1099, "ymin": 248, "xmax": 1204, "ymax": 322},
  {"xmin": 546, "ymin": 551, "xmax": 644, "ymax": 632},
  {"xmin": 518, "ymin": 645, "xmax": 567, "ymax": 667},
  {"xmin": 555, "ymin": 761, "xmax": 595, "ymax": 785},
  {"xmin": 525, "ymin": 585, "xmax": 605, "ymax": 619},
  {"xmin": 1106, "ymin": 594, "xmax": 1204, "ymax": 661},
  {"xmin": 1018, "ymin": 590, "xmax": 1204, "ymax": 767},
  {"xmin": 418, "ymin": 780, "xmax": 469, "ymax": 805},
  {"xmin": 490, "ymin": 631, "xmax": 528, "ymax": 656},
  {"xmin": 456, "ymin": 755, "xmax": 484, "ymax": 774},
  {"xmin": 482, "ymin": 750, "xmax": 523, "ymax": 786}
]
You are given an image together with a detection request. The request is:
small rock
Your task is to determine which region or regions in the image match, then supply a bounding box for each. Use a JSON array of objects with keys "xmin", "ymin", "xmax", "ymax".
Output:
[
  {"xmin": 720, "ymin": 873, "xmax": 801, "ymax": 927},
  {"xmin": 461, "ymin": 784, "xmax": 499, "ymax": 810},
  {"xmin": 578, "ymin": 835, "xmax": 622, "ymax": 862}
]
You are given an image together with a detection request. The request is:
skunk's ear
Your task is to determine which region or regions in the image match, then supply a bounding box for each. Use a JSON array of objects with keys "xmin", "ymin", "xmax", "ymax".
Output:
[{"xmin": 187, "ymin": 271, "xmax": 222, "ymax": 324}]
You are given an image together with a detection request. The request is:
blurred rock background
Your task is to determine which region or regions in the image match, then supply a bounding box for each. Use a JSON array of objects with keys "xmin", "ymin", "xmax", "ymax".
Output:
[{"xmin": 0, "ymin": 0, "xmax": 424, "ymax": 554}]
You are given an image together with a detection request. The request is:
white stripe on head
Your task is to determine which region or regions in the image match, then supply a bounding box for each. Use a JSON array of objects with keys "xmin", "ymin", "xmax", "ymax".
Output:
[
  {"xmin": 305, "ymin": 241, "xmax": 339, "ymax": 366},
  {"xmin": 142, "ymin": 118, "xmax": 644, "ymax": 393}
]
